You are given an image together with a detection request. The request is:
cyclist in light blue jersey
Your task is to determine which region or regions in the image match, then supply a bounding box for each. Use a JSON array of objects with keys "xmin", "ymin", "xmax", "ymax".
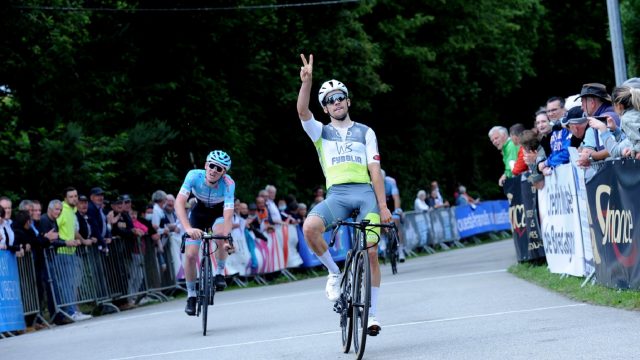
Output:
[
  {"xmin": 381, "ymin": 169, "xmax": 405, "ymax": 262},
  {"xmin": 175, "ymin": 150, "xmax": 235, "ymax": 316}
]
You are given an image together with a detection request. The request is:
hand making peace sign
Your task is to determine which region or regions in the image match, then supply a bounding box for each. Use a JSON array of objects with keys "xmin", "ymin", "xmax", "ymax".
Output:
[{"xmin": 300, "ymin": 54, "xmax": 313, "ymax": 83}]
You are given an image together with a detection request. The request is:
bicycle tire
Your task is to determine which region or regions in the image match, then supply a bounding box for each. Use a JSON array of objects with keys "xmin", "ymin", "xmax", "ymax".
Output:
[
  {"xmin": 352, "ymin": 249, "xmax": 370, "ymax": 360},
  {"xmin": 341, "ymin": 250, "xmax": 354, "ymax": 354},
  {"xmin": 388, "ymin": 231, "xmax": 398, "ymax": 275},
  {"xmin": 201, "ymin": 249, "xmax": 212, "ymax": 336}
]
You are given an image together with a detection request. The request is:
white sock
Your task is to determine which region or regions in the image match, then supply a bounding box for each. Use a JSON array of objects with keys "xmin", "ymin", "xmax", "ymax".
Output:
[
  {"xmin": 319, "ymin": 250, "xmax": 340, "ymax": 274},
  {"xmin": 186, "ymin": 281, "xmax": 197, "ymax": 297},
  {"xmin": 216, "ymin": 259, "xmax": 226, "ymax": 275},
  {"xmin": 370, "ymin": 287, "xmax": 380, "ymax": 316}
]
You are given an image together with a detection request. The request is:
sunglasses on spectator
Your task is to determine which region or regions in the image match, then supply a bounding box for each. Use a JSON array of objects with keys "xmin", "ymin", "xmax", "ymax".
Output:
[
  {"xmin": 324, "ymin": 93, "xmax": 347, "ymax": 105},
  {"xmin": 207, "ymin": 163, "xmax": 225, "ymax": 172}
]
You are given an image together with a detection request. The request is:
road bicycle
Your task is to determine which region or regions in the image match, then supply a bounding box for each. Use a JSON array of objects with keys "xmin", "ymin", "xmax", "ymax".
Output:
[
  {"xmin": 330, "ymin": 217, "xmax": 397, "ymax": 360},
  {"xmin": 384, "ymin": 225, "xmax": 400, "ymax": 275},
  {"xmin": 181, "ymin": 232, "xmax": 233, "ymax": 336}
]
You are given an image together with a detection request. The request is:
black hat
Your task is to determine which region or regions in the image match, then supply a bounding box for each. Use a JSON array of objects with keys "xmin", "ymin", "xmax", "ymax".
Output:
[
  {"xmin": 561, "ymin": 106, "xmax": 587, "ymax": 127},
  {"xmin": 118, "ymin": 194, "xmax": 132, "ymax": 202},
  {"xmin": 577, "ymin": 83, "xmax": 612, "ymax": 102},
  {"xmin": 78, "ymin": 195, "xmax": 88, "ymax": 202},
  {"xmin": 90, "ymin": 187, "xmax": 105, "ymax": 196}
]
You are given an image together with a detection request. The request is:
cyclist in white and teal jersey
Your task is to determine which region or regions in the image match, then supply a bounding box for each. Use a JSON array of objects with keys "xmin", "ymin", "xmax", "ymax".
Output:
[
  {"xmin": 175, "ymin": 150, "xmax": 235, "ymax": 316},
  {"xmin": 296, "ymin": 54, "xmax": 392, "ymax": 335}
]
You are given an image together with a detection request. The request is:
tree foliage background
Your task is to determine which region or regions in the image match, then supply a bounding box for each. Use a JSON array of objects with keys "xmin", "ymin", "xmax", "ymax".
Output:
[{"xmin": 0, "ymin": 0, "xmax": 634, "ymax": 207}]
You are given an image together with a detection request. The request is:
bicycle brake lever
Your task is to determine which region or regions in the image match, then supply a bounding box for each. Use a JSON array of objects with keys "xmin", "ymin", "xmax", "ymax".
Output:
[{"xmin": 328, "ymin": 226, "xmax": 340, "ymax": 247}]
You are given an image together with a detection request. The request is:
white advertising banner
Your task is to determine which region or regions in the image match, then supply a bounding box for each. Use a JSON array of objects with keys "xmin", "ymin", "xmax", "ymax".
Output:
[{"xmin": 537, "ymin": 162, "xmax": 591, "ymax": 276}]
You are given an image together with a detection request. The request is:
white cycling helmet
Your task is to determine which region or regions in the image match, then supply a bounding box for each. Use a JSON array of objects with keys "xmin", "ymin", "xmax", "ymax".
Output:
[
  {"xmin": 206, "ymin": 150, "xmax": 232, "ymax": 170},
  {"xmin": 318, "ymin": 79, "xmax": 349, "ymax": 107}
]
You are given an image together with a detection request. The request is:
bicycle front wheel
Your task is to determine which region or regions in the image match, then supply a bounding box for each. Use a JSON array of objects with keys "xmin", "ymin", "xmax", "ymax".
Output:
[
  {"xmin": 341, "ymin": 250, "xmax": 354, "ymax": 353},
  {"xmin": 201, "ymin": 254, "xmax": 213, "ymax": 336},
  {"xmin": 352, "ymin": 249, "xmax": 370, "ymax": 360}
]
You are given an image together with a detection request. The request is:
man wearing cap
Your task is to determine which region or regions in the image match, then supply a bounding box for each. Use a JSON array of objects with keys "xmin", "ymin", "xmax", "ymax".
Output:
[
  {"xmin": 87, "ymin": 187, "xmax": 111, "ymax": 251},
  {"xmin": 76, "ymin": 195, "xmax": 96, "ymax": 246},
  {"xmin": 575, "ymin": 83, "xmax": 620, "ymax": 166}
]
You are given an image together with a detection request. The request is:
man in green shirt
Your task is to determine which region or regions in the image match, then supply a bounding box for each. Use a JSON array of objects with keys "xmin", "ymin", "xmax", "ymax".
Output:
[
  {"xmin": 488, "ymin": 126, "xmax": 520, "ymax": 186},
  {"xmin": 54, "ymin": 187, "xmax": 92, "ymax": 322}
]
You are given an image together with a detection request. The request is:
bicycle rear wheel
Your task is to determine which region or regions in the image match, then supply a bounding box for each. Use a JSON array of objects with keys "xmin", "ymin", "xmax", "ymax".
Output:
[
  {"xmin": 201, "ymin": 252, "xmax": 213, "ymax": 336},
  {"xmin": 341, "ymin": 250, "xmax": 354, "ymax": 354},
  {"xmin": 352, "ymin": 250, "xmax": 370, "ymax": 360}
]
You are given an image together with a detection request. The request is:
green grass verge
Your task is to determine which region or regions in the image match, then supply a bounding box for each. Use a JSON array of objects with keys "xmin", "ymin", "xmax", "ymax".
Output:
[{"xmin": 508, "ymin": 262, "xmax": 640, "ymax": 311}]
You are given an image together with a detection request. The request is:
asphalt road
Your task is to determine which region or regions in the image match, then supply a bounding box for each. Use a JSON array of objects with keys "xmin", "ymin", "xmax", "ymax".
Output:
[{"xmin": 4, "ymin": 239, "xmax": 640, "ymax": 359}]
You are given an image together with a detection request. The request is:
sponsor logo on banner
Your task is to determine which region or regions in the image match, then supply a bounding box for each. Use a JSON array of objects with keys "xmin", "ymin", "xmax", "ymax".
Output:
[
  {"xmin": 546, "ymin": 183, "xmax": 574, "ymax": 217},
  {"xmin": 542, "ymin": 224, "xmax": 575, "ymax": 259},
  {"xmin": 594, "ymin": 184, "xmax": 636, "ymax": 267},
  {"xmin": 506, "ymin": 192, "xmax": 526, "ymax": 237}
]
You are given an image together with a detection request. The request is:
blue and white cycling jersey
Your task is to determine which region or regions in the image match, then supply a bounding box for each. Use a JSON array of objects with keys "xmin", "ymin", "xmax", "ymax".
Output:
[{"xmin": 179, "ymin": 169, "xmax": 235, "ymax": 210}]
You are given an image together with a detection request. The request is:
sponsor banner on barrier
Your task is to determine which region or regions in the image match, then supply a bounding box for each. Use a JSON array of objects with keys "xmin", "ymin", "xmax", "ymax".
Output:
[
  {"xmin": 504, "ymin": 177, "xmax": 545, "ymax": 261},
  {"xmin": 0, "ymin": 251, "xmax": 26, "ymax": 332},
  {"xmin": 573, "ymin": 160, "xmax": 594, "ymax": 275},
  {"xmin": 455, "ymin": 200, "xmax": 511, "ymax": 238},
  {"xmin": 298, "ymin": 226, "xmax": 352, "ymax": 268},
  {"xmin": 219, "ymin": 223, "xmax": 303, "ymax": 276},
  {"xmin": 538, "ymin": 163, "xmax": 591, "ymax": 276},
  {"xmin": 490, "ymin": 200, "xmax": 512, "ymax": 232},
  {"xmin": 586, "ymin": 160, "xmax": 640, "ymax": 289}
]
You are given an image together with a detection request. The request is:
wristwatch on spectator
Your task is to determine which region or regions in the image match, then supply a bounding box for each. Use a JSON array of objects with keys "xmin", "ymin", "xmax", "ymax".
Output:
[{"xmin": 588, "ymin": 154, "xmax": 594, "ymax": 162}]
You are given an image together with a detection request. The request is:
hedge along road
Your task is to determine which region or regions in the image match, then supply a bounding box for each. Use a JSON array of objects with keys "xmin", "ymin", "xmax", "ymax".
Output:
[{"xmin": 4, "ymin": 239, "xmax": 640, "ymax": 360}]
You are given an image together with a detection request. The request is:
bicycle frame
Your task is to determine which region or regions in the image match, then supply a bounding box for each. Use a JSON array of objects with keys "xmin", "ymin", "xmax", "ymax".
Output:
[
  {"xmin": 181, "ymin": 232, "xmax": 233, "ymax": 336},
  {"xmin": 330, "ymin": 219, "xmax": 396, "ymax": 359}
]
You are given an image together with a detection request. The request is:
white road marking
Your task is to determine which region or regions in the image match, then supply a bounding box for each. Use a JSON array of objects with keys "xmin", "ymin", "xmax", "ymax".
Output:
[{"xmin": 106, "ymin": 303, "xmax": 587, "ymax": 360}]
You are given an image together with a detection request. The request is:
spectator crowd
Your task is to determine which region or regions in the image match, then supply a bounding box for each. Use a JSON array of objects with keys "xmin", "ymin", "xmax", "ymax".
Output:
[
  {"xmin": 487, "ymin": 78, "xmax": 640, "ymax": 186},
  {"xmin": 0, "ymin": 183, "xmax": 314, "ymax": 330}
]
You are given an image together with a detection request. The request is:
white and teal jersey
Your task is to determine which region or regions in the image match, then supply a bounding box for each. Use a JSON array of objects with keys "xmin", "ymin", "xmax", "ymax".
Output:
[
  {"xmin": 302, "ymin": 116, "xmax": 380, "ymax": 189},
  {"xmin": 179, "ymin": 169, "xmax": 235, "ymax": 210}
]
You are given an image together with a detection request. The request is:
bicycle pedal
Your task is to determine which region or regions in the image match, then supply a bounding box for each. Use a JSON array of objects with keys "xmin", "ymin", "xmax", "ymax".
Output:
[
  {"xmin": 333, "ymin": 296, "xmax": 347, "ymax": 314},
  {"xmin": 333, "ymin": 299, "xmax": 344, "ymax": 313}
]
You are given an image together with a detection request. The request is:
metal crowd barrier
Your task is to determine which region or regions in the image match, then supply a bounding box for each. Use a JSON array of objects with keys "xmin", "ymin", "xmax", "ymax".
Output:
[
  {"xmin": 404, "ymin": 207, "xmax": 463, "ymax": 253},
  {"xmin": 32, "ymin": 233, "xmax": 184, "ymax": 324},
  {"xmin": 45, "ymin": 246, "xmax": 98, "ymax": 321},
  {"xmin": 92, "ymin": 237, "xmax": 130, "ymax": 310},
  {"xmin": 143, "ymin": 234, "xmax": 178, "ymax": 300},
  {"xmin": 16, "ymin": 253, "xmax": 48, "ymax": 327},
  {"xmin": 121, "ymin": 236, "xmax": 150, "ymax": 302}
]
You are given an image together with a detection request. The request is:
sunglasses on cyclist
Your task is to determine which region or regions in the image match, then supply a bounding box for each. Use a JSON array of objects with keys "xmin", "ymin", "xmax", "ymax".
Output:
[
  {"xmin": 324, "ymin": 93, "xmax": 347, "ymax": 106},
  {"xmin": 206, "ymin": 163, "xmax": 225, "ymax": 172}
]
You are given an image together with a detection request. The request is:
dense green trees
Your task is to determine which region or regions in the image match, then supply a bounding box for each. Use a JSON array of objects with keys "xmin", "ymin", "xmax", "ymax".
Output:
[{"xmin": 0, "ymin": 0, "xmax": 628, "ymax": 207}]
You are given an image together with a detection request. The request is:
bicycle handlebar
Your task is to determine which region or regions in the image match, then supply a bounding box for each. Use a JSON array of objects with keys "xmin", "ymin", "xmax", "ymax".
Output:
[
  {"xmin": 329, "ymin": 220, "xmax": 397, "ymax": 248},
  {"xmin": 182, "ymin": 233, "xmax": 233, "ymax": 241},
  {"xmin": 180, "ymin": 233, "xmax": 234, "ymax": 253}
]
